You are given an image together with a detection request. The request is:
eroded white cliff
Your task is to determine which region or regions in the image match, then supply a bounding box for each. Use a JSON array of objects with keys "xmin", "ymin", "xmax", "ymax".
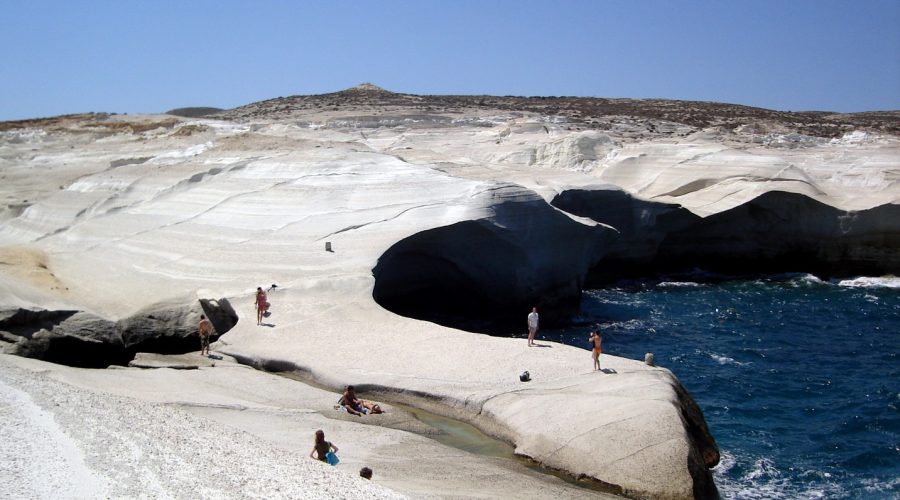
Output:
[{"xmin": 1, "ymin": 95, "xmax": 896, "ymax": 498}]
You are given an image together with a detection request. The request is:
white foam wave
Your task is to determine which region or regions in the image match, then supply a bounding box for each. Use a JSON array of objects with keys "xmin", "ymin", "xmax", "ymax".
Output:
[
  {"xmin": 713, "ymin": 450, "xmax": 736, "ymax": 474},
  {"xmin": 714, "ymin": 451, "xmax": 847, "ymax": 500},
  {"xmin": 658, "ymin": 281, "xmax": 704, "ymax": 288},
  {"xmin": 860, "ymin": 475, "xmax": 900, "ymax": 495},
  {"xmin": 613, "ymin": 319, "xmax": 648, "ymax": 331},
  {"xmin": 709, "ymin": 353, "xmax": 749, "ymax": 366},
  {"xmin": 837, "ymin": 276, "xmax": 900, "ymax": 289},
  {"xmin": 786, "ymin": 274, "xmax": 826, "ymax": 287}
]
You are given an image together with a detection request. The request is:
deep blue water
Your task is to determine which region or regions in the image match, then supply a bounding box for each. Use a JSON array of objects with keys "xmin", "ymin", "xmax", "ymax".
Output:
[{"xmin": 540, "ymin": 274, "xmax": 899, "ymax": 499}]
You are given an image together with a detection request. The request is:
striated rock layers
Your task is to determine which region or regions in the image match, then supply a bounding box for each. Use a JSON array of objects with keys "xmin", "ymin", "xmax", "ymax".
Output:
[{"xmin": 1, "ymin": 86, "xmax": 897, "ymax": 499}]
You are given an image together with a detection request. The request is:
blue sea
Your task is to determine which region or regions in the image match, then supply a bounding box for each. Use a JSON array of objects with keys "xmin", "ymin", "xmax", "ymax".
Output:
[{"xmin": 542, "ymin": 274, "xmax": 899, "ymax": 499}]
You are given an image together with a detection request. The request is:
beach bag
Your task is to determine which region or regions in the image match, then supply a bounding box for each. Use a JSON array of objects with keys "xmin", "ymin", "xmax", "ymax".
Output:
[{"xmin": 326, "ymin": 450, "xmax": 340, "ymax": 466}]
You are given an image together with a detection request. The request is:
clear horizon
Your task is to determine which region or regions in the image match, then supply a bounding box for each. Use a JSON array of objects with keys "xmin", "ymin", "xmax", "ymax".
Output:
[{"xmin": 1, "ymin": 0, "xmax": 898, "ymax": 121}]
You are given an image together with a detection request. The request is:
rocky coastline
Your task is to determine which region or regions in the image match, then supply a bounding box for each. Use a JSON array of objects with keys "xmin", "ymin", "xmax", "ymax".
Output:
[{"xmin": 1, "ymin": 85, "xmax": 897, "ymax": 499}]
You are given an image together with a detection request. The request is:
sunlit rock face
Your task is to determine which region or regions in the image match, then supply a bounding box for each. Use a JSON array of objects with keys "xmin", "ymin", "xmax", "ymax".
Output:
[{"xmin": 1, "ymin": 87, "xmax": 897, "ymax": 499}]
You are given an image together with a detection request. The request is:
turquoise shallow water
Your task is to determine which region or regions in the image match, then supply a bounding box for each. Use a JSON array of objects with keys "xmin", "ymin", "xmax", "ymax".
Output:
[{"xmin": 540, "ymin": 274, "xmax": 899, "ymax": 499}]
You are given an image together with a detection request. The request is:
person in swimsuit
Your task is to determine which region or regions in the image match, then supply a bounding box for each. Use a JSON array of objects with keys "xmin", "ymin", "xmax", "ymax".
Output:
[
  {"xmin": 360, "ymin": 400, "xmax": 383, "ymax": 414},
  {"xmin": 589, "ymin": 330, "xmax": 603, "ymax": 371},
  {"xmin": 255, "ymin": 287, "xmax": 268, "ymax": 325},
  {"xmin": 309, "ymin": 429, "xmax": 338, "ymax": 463},
  {"xmin": 527, "ymin": 307, "xmax": 539, "ymax": 347},
  {"xmin": 198, "ymin": 314, "xmax": 213, "ymax": 356}
]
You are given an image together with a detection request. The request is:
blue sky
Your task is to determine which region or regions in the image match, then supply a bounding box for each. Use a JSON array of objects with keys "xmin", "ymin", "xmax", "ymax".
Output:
[{"xmin": 1, "ymin": 0, "xmax": 898, "ymax": 120}]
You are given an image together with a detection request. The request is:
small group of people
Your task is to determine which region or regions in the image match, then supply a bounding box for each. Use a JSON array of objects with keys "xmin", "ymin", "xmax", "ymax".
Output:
[
  {"xmin": 309, "ymin": 388, "xmax": 383, "ymax": 479},
  {"xmin": 340, "ymin": 385, "xmax": 383, "ymax": 416},
  {"xmin": 526, "ymin": 306, "xmax": 604, "ymax": 371},
  {"xmin": 309, "ymin": 429, "xmax": 373, "ymax": 480},
  {"xmin": 195, "ymin": 282, "xmax": 272, "ymax": 357}
]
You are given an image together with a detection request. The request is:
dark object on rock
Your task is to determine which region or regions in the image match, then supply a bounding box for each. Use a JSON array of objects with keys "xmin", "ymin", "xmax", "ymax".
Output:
[
  {"xmin": 2, "ymin": 296, "xmax": 239, "ymax": 368},
  {"xmin": 0, "ymin": 308, "xmax": 125, "ymax": 367},
  {"xmin": 520, "ymin": 370, "xmax": 531, "ymax": 382}
]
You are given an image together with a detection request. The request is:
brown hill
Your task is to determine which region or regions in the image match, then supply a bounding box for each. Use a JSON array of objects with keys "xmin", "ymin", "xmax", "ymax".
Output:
[{"xmin": 214, "ymin": 83, "xmax": 900, "ymax": 138}]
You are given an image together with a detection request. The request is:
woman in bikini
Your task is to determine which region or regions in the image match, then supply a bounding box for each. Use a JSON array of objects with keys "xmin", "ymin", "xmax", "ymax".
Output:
[
  {"xmin": 309, "ymin": 429, "xmax": 338, "ymax": 463},
  {"xmin": 589, "ymin": 330, "xmax": 603, "ymax": 371},
  {"xmin": 255, "ymin": 287, "xmax": 268, "ymax": 325}
]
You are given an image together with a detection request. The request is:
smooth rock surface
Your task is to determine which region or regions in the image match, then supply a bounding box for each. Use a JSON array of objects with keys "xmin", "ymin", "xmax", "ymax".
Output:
[{"xmin": 1, "ymin": 89, "xmax": 897, "ymax": 498}]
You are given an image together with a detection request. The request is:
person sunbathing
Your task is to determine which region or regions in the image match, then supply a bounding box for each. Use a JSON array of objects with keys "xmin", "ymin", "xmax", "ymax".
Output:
[{"xmin": 360, "ymin": 400, "xmax": 383, "ymax": 414}]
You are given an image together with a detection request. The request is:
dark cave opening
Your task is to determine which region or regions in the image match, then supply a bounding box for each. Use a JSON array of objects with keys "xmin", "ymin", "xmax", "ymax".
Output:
[{"xmin": 373, "ymin": 251, "xmax": 518, "ymax": 333}]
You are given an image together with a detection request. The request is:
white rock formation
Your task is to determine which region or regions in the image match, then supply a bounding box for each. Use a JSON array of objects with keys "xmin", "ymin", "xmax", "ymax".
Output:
[{"xmin": 1, "ymin": 93, "xmax": 897, "ymax": 499}]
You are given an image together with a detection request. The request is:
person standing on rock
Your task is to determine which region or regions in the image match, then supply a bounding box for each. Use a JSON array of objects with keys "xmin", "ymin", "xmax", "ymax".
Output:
[
  {"xmin": 589, "ymin": 330, "xmax": 603, "ymax": 371},
  {"xmin": 198, "ymin": 314, "xmax": 213, "ymax": 356},
  {"xmin": 255, "ymin": 287, "xmax": 268, "ymax": 325},
  {"xmin": 527, "ymin": 307, "xmax": 539, "ymax": 347}
]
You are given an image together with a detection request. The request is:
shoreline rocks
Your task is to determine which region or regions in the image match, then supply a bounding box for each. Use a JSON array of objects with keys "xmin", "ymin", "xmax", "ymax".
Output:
[{"xmin": 1, "ymin": 91, "xmax": 896, "ymax": 498}]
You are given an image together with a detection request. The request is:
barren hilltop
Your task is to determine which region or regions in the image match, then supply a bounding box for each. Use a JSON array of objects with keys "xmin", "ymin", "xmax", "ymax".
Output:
[
  {"xmin": 215, "ymin": 83, "xmax": 900, "ymax": 137},
  {"xmin": 5, "ymin": 82, "xmax": 898, "ymax": 138}
]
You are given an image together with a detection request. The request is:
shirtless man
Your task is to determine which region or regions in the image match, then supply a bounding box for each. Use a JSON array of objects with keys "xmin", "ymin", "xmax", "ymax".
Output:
[
  {"xmin": 198, "ymin": 314, "xmax": 213, "ymax": 356},
  {"xmin": 341, "ymin": 385, "xmax": 365, "ymax": 416},
  {"xmin": 589, "ymin": 330, "xmax": 603, "ymax": 371},
  {"xmin": 527, "ymin": 307, "xmax": 539, "ymax": 347}
]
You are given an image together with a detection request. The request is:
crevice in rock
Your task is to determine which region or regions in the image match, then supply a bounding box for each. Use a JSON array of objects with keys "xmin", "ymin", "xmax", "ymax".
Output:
[{"xmin": 0, "ymin": 309, "xmax": 79, "ymax": 339}]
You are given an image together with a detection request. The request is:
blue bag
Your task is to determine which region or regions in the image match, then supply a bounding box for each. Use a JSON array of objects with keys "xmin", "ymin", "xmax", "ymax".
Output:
[{"xmin": 326, "ymin": 450, "xmax": 339, "ymax": 466}]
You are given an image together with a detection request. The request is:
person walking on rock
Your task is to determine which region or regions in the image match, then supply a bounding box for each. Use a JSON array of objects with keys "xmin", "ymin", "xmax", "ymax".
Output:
[
  {"xmin": 255, "ymin": 287, "xmax": 268, "ymax": 325},
  {"xmin": 198, "ymin": 314, "xmax": 213, "ymax": 356},
  {"xmin": 589, "ymin": 330, "xmax": 603, "ymax": 371},
  {"xmin": 527, "ymin": 307, "xmax": 539, "ymax": 347}
]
